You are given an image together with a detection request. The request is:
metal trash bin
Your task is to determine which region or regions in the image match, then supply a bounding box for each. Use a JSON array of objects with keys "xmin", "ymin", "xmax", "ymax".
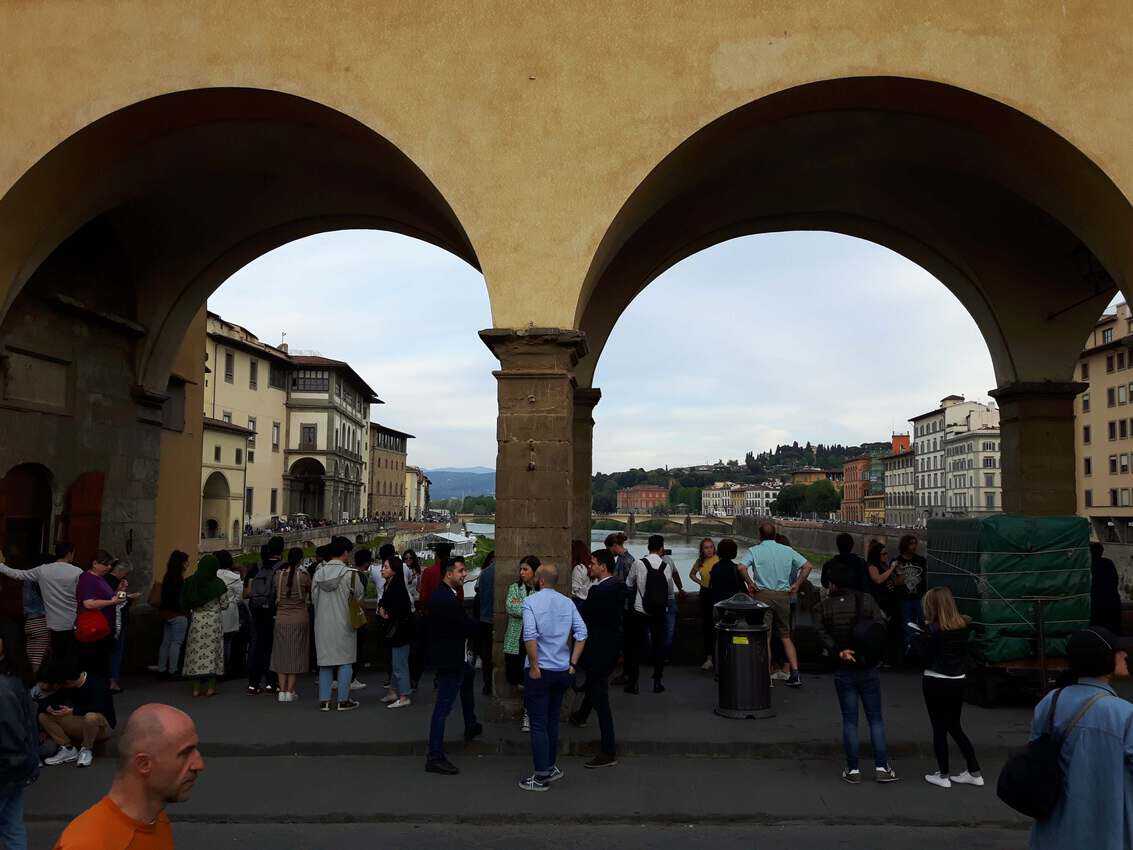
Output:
[{"xmin": 714, "ymin": 593, "xmax": 774, "ymax": 719}]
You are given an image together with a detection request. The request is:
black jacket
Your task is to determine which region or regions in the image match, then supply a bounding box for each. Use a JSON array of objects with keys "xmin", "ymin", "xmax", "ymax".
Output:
[
  {"xmin": 426, "ymin": 583, "xmax": 478, "ymax": 673},
  {"xmin": 0, "ymin": 674, "xmax": 38, "ymax": 794},
  {"xmin": 45, "ymin": 673, "xmax": 117, "ymax": 729},
  {"xmin": 912, "ymin": 624, "xmax": 970, "ymax": 678},
  {"xmin": 708, "ymin": 559, "xmax": 746, "ymax": 607},
  {"xmin": 379, "ymin": 579, "xmax": 415, "ymax": 648},
  {"xmin": 579, "ymin": 577, "xmax": 624, "ymax": 674},
  {"xmin": 820, "ymin": 553, "xmax": 868, "ymax": 593}
]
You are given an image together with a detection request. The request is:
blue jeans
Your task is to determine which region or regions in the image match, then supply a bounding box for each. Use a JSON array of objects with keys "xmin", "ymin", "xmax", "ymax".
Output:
[
  {"xmin": 390, "ymin": 645, "xmax": 410, "ymax": 695},
  {"xmin": 833, "ymin": 667, "xmax": 888, "ymax": 770},
  {"xmin": 158, "ymin": 616, "xmax": 187, "ymax": 673},
  {"xmin": 318, "ymin": 664, "xmax": 353, "ymax": 702},
  {"xmin": 663, "ymin": 600, "xmax": 678, "ymax": 659},
  {"xmin": 427, "ymin": 664, "xmax": 477, "ymax": 762},
  {"xmin": 111, "ymin": 614, "xmax": 127, "ymax": 681},
  {"xmin": 0, "ymin": 786, "xmax": 26, "ymax": 850},
  {"xmin": 901, "ymin": 598, "xmax": 923, "ymax": 654},
  {"xmin": 525, "ymin": 668, "xmax": 572, "ymax": 777}
]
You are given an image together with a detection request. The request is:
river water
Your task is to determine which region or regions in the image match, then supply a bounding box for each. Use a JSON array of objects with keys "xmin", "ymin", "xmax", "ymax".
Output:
[{"xmin": 465, "ymin": 523, "xmax": 713, "ymax": 575}]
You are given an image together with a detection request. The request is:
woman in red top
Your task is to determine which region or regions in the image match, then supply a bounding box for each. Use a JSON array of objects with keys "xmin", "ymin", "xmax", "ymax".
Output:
[{"xmin": 75, "ymin": 551, "xmax": 126, "ymax": 677}]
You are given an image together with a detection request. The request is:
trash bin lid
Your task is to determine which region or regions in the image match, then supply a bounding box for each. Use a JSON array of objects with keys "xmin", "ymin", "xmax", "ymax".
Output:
[{"xmin": 714, "ymin": 593, "xmax": 769, "ymax": 612}]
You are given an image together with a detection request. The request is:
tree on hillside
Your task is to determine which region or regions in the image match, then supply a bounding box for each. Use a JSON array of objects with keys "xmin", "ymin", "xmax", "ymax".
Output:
[
  {"xmin": 770, "ymin": 484, "xmax": 806, "ymax": 516},
  {"xmin": 802, "ymin": 480, "xmax": 841, "ymax": 515}
]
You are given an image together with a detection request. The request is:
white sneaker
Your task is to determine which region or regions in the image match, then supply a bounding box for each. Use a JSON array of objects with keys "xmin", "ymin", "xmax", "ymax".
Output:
[
  {"xmin": 76, "ymin": 748, "xmax": 93, "ymax": 768},
  {"xmin": 521, "ymin": 712, "xmax": 530, "ymax": 732},
  {"xmin": 349, "ymin": 679, "xmax": 366, "ymax": 691},
  {"xmin": 950, "ymin": 771, "xmax": 985, "ymax": 787},
  {"xmin": 924, "ymin": 772, "xmax": 951, "ymax": 788},
  {"xmin": 277, "ymin": 691, "xmax": 287, "ymax": 703},
  {"xmin": 45, "ymin": 746, "xmax": 78, "ymax": 766},
  {"xmin": 770, "ymin": 670, "xmax": 790, "ymax": 681},
  {"xmin": 701, "ymin": 658, "xmax": 714, "ymax": 671},
  {"xmin": 381, "ymin": 692, "xmax": 398, "ymax": 704},
  {"xmin": 387, "ymin": 697, "xmax": 411, "ymax": 709}
]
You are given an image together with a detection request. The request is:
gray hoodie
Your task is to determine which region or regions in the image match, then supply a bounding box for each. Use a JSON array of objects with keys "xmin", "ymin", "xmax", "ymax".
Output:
[{"xmin": 311, "ymin": 560, "xmax": 363, "ymax": 667}]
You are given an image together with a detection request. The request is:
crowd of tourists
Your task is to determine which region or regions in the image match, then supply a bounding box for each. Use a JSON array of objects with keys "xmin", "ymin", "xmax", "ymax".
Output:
[{"xmin": 0, "ymin": 523, "xmax": 1131, "ymax": 847}]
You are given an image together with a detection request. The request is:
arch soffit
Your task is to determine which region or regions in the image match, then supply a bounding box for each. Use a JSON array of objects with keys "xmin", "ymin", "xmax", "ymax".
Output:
[
  {"xmin": 202, "ymin": 470, "xmax": 231, "ymax": 497},
  {"xmin": 0, "ymin": 87, "xmax": 487, "ymax": 391},
  {"xmin": 574, "ymin": 77, "xmax": 1133, "ymax": 386}
]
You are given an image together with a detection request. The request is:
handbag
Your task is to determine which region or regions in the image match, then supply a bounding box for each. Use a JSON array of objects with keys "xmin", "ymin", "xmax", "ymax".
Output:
[
  {"xmin": 75, "ymin": 609, "xmax": 111, "ymax": 643},
  {"xmin": 997, "ymin": 688, "xmax": 1106, "ymax": 819},
  {"xmin": 347, "ymin": 572, "xmax": 367, "ymax": 630}
]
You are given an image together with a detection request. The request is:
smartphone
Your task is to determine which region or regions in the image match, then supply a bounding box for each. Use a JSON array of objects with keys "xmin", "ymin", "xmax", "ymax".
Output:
[
  {"xmin": 663, "ymin": 548, "xmax": 673, "ymax": 556},
  {"xmin": 906, "ymin": 621, "xmax": 923, "ymax": 632}
]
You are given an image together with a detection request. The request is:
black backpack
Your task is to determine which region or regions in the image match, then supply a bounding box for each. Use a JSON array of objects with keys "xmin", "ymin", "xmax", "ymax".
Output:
[
  {"xmin": 850, "ymin": 591, "xmax": 887, "ymax": 668},
  {"xmin": 639, "ymin": 558, "xmax": 669, "ymax": 616},
  {"xmin": 997, "ymin": 688, "xmax": 1106, "ymax": 820},
  {"xmin": 249, "ymin": 565, "xmax": 277, "ymax": 610}
]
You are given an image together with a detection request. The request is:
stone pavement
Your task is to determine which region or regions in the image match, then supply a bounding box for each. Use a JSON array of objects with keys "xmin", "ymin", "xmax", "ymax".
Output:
[
  {"xmin": 21, "ymin": 665, "xmax": 1064, "ymax": 848},
  {"xmin": 70, "ymin": 665, "xmax": 1050, "ymax": 759}
]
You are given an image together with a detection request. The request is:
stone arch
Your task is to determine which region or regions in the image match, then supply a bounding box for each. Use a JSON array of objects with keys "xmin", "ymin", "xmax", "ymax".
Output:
[
  {"xmin": 574, "ymin": 76, "xmax": 1133, "ymax": 390},
  {"xmin": 201, "ymin": 471, "xmax": 231, "ymax": 541},
  {"xmin": 0, "ymin": 86, "xmax": 485, "ymax": 397}
]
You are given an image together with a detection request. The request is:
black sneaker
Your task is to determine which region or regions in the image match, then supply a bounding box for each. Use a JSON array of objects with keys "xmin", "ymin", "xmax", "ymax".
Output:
[
  {"xmin": 336, "ymin": 699, "xmax": 360, "ymax": 712},
  {"xmin": 425, "ymin": 758, "xmax": 460, "ymax": 775},
  {"xmin": 319, "ymin": 700, "xmax": 333, "ymax": 712},
  {"xmin": 464, "ymin": 722, "xmax": 484, "ymax": 742},
  {"xmin": 785, "ymin": 671, "xmax": 803, "ymax": 688},
  {"xmin": 652, "ymin": 681, "xmax": 666, "ymax": 694},
  {"xmin": 841, "ymin": 768, "xmax": 861, "ymax": 784},
  {"xmin": 584, "ymin": 753, "xmax": 618, "ymax": 769}
]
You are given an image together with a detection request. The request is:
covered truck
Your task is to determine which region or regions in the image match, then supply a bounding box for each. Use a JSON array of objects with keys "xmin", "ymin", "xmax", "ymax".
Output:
[{"xmin": 926, "ymin": 515, "xmax": 1092, "ymax": 704}]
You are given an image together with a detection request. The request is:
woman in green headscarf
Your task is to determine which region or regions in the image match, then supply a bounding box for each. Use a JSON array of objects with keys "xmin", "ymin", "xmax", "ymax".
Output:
[{"xmin": 181, "ymin": 554, "xmax": 230, "ymax": 697}]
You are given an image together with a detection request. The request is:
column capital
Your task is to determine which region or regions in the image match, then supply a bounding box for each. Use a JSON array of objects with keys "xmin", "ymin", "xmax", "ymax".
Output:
[
  {"xmin": 989, "ymin": 381, "xmax": 1088, "ymax": 402},
  {"xmin": 479, "ymin": 327, "xmax": 588, "ymax": 372},
  {"xmin": 573, "ymin": 386, "xmax": 602, "ymax": 417}
]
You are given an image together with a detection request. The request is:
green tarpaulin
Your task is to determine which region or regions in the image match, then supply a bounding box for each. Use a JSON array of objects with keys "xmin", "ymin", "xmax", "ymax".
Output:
[{"xmin": 927, "ymin": 515, "xmax": 1091, "ymax": 665}]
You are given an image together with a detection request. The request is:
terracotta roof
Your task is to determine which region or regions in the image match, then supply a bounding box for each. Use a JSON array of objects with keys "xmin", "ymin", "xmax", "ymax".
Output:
[
  {"xmin": 203, "ymin": 416, "xmax": 254, "ymax": 436},
  {"xmin": 291, "ymin": 355, "xmax": 381, "ymax": 403},
  {"xmin": 369, "ymin": 421, "xmax": 415, "ymax": 440}
]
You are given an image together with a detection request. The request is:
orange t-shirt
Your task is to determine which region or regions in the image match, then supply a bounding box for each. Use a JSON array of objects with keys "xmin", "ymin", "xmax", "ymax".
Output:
[{"xmin": 54, "ymin": 796, "xmax": 173, "ymax": 850}]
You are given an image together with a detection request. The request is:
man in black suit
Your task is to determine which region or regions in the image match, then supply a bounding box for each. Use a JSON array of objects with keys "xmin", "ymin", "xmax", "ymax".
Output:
[
  {"xmin": 570, "ymin": 549, "xmax": 623, "ymax": 768},
  {"xmin": 424, "ymin": 557, "xmax": 482, "ymax": 775}
]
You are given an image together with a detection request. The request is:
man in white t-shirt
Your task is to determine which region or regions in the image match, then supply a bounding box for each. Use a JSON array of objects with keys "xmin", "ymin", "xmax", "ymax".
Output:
[{"xmin": 624, "ymin": 535, "xmax": 676, "ymax": 694}]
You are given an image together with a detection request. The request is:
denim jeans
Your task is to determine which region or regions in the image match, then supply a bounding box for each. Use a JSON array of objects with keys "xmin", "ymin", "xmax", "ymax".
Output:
[
  {"xmin": 0, "ymin": 786, "xmax": 26, "ymax": 850},
  {"xmin": 110, "ymin": 614, "xmax": 127, "ymax": 681},
  {"xmin": 318, "ymin": 664, "xmax": 353, "ymax": 702},
  {"xmin": 525, "ymin": 668, "xmax": 572, "ymax": 776},
  {"xmin": 390, "ymin": 645, "xmax": 411, "ymax": 695},
  {"xmin": 574, "ymin": 667, "xmax": 616, "ymax": 756},
  {"xmin": 663, "ymin": 600, "xmax": 678, "ymax": 660},
  {"xmin": 900, "ymin": 598, "xmax": 923, "ymax": 655},
  {"xmin": 427, "ymin": 664, "xmax": 477, "ymax": 762},
  {"xmin": 158, "ymin": 616, "xmax": 188, "ymax": 673},
  {"xmin": 833, "ymin": 667, "xmax": 888, "ymax": 770}
]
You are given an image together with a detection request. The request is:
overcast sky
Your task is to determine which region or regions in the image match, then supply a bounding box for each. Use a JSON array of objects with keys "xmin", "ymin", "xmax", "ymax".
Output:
[{"xmin": 210, "ymin": 230, "xmax": 998, "ymax": 474}]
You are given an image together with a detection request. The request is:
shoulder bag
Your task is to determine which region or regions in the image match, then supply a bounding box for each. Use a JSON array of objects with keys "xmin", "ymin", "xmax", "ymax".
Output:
[{"xmin": 347, "ymin": 571, "xmax": 367, "ymax": 630}]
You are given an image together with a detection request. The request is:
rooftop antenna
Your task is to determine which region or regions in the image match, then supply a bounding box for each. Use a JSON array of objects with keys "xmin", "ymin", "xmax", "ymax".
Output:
[{"xmin": 280, "ymin": 330, "xmax": 287, "ymax": 346}]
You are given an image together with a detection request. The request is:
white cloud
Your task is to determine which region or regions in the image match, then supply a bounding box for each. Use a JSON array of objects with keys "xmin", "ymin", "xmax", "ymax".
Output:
[{"xmin": 210, "ymin": 230, "xmax": 999, "ymax": 474}]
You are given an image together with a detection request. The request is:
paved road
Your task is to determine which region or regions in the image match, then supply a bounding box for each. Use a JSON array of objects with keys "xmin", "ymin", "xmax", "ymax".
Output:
[{"xmin": 28, "ymin": 822, "xmax": 1026, "ymax": 850}]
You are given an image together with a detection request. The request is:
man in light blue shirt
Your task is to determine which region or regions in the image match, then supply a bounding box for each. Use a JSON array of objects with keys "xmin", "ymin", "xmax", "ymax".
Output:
[
  {"xmin": 520, "ymin": 564, "xmax": 587, "ymax": 792},
  {"xmin": 740, "ymin": 521, "xmax": 813, "ymax": 688}
]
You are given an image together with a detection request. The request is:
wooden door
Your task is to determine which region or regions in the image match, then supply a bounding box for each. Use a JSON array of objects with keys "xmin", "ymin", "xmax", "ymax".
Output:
[{"xmin": 60, "ymin": 472, "xmax": 105, "ymax": 567}]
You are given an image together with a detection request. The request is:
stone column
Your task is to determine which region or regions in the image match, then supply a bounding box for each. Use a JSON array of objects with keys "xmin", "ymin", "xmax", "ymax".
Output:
[
  {"xmin": 572, "ymin": 387, "xmax": 601, "ymax": 548},
  {"xmin": 480, "ymin": 328, "xmax": 587, "ymax": 714},
  {"xmin": 989, "ymin": 381, "xmax": 1087, "ymax": 515}
]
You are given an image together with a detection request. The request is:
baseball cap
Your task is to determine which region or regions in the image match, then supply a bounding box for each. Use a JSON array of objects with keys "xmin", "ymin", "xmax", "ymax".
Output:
[{"xmin": 1067, "ymin": 627, "xmax": 1133, "ymax": 677}]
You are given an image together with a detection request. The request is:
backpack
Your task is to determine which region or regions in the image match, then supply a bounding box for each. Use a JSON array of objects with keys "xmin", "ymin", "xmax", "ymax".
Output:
[
  {"xmin": 249, "ymin": 565, "xmax": 277, "ymax": 610},
  {"xmin": 997, "ymin": 688, "xmax": 1106, "ymax": 820},
  {"xmin": 639, "ymin": 557, "xmax": 669, "ymax": 616},
  {"xmin": 850, "ymin": 591, "xmax": 887, "ymax": 668}
]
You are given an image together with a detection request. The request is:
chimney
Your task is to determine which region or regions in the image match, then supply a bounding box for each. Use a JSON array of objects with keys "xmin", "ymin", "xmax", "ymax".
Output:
[{"xmin": 279, "ymin": 342, "xmax": 288, "ymax": 353}]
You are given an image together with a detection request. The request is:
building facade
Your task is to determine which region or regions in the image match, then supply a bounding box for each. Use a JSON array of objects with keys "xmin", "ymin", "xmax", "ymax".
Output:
[
  {"xmin": 944, "ymin": 426, "xmax": 1003, "ymax": 516},
  {"xmin": 862, "ymin": 493, "xmax": 886, "ymax": 525},
  {"xmin": 368, "ymin": 422, "xmax": 413, "ymax": 519},
  {"xmin": 1075, "ymin": 302, "xmax": 1133, "ymax": 542},
  {"xmin": 404, "ymin": 465, "xmax": 430, "ymax": 520},
  {"xmin": 910, "ymin": 395, "xmax": 998, "ymax": 521},
  {"xmin": 701, "ymin": 482, "xmax": 735, "ymax": 516},
  {"xmin": 203, "ymin": 312, "xmax": 381, "ymax": 528},
  {"xmin": 200, "ymin": 417, "xmax": 251, "ymax": 547},
  {"xmin": 204, "ymin": 313, "xmax": 291, "ymax": 528},
  {"xmin": 841, "ymin": 457, "xmax": 871, "ymax": 522},
  {"xmin": 884, "ymin": 449, "xmax": 916, "ymax": 527},
  {"xmin": 734, "ymin": 484, "xmax": 780, "ymax": 516},
  {"xmin": 617, "ymin": 483, "xmax": 669, "ymax": 513}
]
